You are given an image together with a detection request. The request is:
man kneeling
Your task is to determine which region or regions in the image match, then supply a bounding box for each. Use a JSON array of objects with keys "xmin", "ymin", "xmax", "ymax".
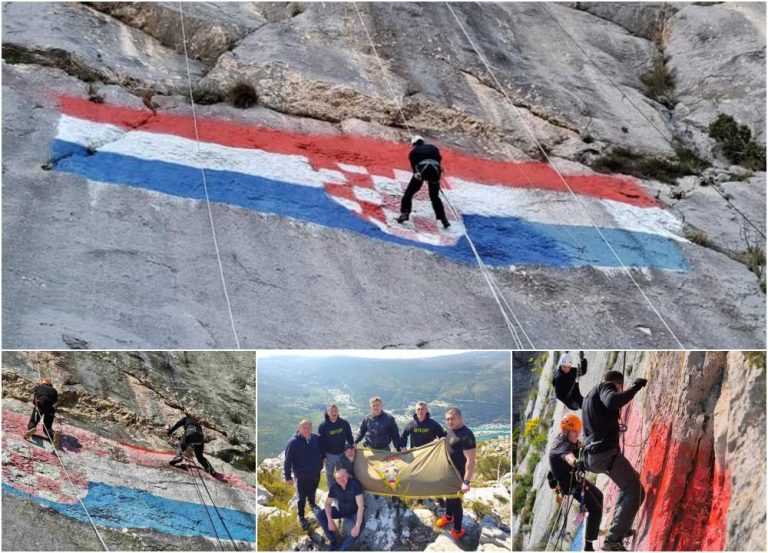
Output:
[{"xmin": 316, "ymin": 468, "xmax": 365, "ymax": 551}]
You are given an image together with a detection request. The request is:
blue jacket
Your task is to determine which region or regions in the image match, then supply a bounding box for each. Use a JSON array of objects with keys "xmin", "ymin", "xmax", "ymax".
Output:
[
  {"xmin": 355, "ymin": 411, "xmax": 400, "ymax": 450},
  {"xmin": 284, "ymin": 432, "xmax": 324, "ymax": 480}
]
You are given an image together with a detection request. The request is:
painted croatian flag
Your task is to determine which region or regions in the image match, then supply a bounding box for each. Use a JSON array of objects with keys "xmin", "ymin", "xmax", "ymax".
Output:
[{"xmin": 51, "ymin": 95, "xmax": 688, "ymax": 271}]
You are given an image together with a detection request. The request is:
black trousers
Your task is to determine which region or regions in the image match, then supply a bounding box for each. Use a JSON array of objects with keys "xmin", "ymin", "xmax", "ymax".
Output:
[
  {"xmin": 177, "ymin": 431, "xmax": 212, "ymax": 472},
  {"xmin": 297, "ymin": 474, "xmax": 320, "ymax": 519},
  {"xmin": 400, "ymin": 177, "xmax": 447, "ymax": 221},
  {"xmin": 28, "ymin": 406, "xmax": 55, "ymax": 439},
  {"xmin": 445, "ymin": 497, "xmax": 463, "ymax": 530},
  {"xmin": 573, "ymin": 481, "xmax": 603, "ymax": 541}
]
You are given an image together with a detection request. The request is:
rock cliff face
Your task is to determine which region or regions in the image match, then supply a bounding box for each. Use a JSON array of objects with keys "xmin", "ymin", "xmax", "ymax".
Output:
[
  {"xmin": 258, "ymin": 437, "xmax": 511, "ymax": 551},
  {"xmin": 512, "ymin": 350, "xmax": 766, "ymax": 551},
  {"xmin": 1, "ymin": 351, "xmax": 256, "ymax": 550},
  {"xmin": 2, "ymin": 2, "xmax": 765, "ymax": 349}
]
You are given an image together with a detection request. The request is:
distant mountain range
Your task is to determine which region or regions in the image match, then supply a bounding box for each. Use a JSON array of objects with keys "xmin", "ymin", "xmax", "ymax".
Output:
[{"xmin": 257, "ymin": 352, "xmax": 510, "ymax": 460}]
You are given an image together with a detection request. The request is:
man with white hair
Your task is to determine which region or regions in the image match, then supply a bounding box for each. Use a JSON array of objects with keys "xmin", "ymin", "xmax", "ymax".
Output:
[{"xmin": 396, "ymin": 135, "xmax": 450, "ymax": 228}]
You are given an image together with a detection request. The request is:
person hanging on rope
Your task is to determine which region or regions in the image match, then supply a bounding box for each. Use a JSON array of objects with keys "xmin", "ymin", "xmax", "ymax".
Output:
[
  {"xmin": 284, "ymin": 419, "xmax": 325, "ymax": 530},
  {"xmin": 435, "ymin": 407, "xmax": 476, "ymax": 542},
  {"xmin": 396, "ymin": 135, "xmax": 450, "ymax": 228},
  {"xmin": 24, "ymin": 378, "xmax": 60, "ymax": 447},
  {"xmin": 553, "ymin": 351, "xmax": 588, "ymax": 410},
  {"xmin": 166, "ymin": 414, "xmax": 218, "ymax": 476},
  {"xmin": 548, "ymin": 414, "xmax": 602, "ymax": 551},
  {"xmin": 582, "ymin": 371, "xmax": 647, "ymax": 551}
]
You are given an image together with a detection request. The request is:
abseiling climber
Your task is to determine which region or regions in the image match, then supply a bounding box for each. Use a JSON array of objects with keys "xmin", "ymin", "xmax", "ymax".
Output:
[
  {"xmin": 166, "ymin": 414, "xmax": 218, "ymax": 476},
  {"xmin": 396, "ymin": 135, "xmax": 450, "ymax": 229},
  {"xmin": 582, "ymin": 371, "xmax": 647, "ymax": 552},
  {"xmin": 552, "ymin": 351, "xmax": 588, "ymax": 410},
  {"xmin": 547, "ymin": 413, "xmax": 603, "ymax": 552},
  {"xmin": 23, "ymin": 377, "xmax": 60, "ymax": 448}
]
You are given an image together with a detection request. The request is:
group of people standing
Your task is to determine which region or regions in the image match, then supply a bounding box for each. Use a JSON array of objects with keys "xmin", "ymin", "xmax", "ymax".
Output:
[
  {"xmin": 282, "ymin": 396, "xmax": 477, "ymax": 551},
  {"xmin": 548, "ymin": 352, "xmax": 648, "ymax": 551}
]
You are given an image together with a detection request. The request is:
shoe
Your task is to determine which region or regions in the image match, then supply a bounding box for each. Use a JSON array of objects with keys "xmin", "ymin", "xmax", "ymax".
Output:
[
  {"xmin": 450, "ymin": 528, "xmax": 466, "ymax": 541},
  {"xmin": 440, "ymin": 218, "xmax": 450, "ymax": 229},
  {"xmin": 396, "ymin": 213, "xmax": 409, "ymax": 223},
  {"xmin": 23, "ymin": 428, "xmax": 35, "ymax": 440},
  {"xmin": 53, "ymin": 432, "xmax": 61, "ymax": 448},
  {"xmin": 169, "ymin": 455, "xmax": 183, "ymax": 466},
  {"xmin": 585, "ymin": 540, "xmax": 595, "ymax": 551},
  {"xmin": 299, "ymin": 517, "xmax": 309, "ymax": 531},
  {"xmin": 435, "ymin": 515, "xmax": 454, "ymax": 528},
  {"xmin": 601, "ymin": 539, "xmax": 627, "ymax": 551}
]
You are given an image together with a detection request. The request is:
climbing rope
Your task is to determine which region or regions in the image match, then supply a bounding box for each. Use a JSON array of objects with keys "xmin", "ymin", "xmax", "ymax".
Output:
[
  {"xmin": 351, "ymin": 2, "xmax": 535, "ymax": 347},
  {"xmin": 445, "ymin": 2, "xmax": 686, "ymax": 349},
  {"xmin": 539, "ymin": 3, "xmax": 766, "ymax": 241},
  {"xmin": 177, "ymin": 2, "xmax": 241, "ymax": 350},
  {"xmin": 195, "ymin": 467, "xmax": 240, "ymax": 550},
  {"xmin": 190, "ymin": 466, "xmax": 225, "ymax": 551},
  {"xmin": 31, "ymin": 354, "xmax": 110, "ymax": 551}
]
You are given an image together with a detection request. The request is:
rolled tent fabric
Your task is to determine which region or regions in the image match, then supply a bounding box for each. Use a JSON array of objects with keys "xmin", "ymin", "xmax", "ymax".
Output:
[{"xmin": 353, "ymin": 439, "xmax": 463, "ymax": 498}]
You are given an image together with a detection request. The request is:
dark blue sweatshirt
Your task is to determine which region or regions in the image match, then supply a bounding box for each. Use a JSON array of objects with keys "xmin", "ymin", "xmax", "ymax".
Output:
[
  {"xmin": 284, "ymin": 432, "xmax": 324, "ymax": 480},
  {"xmin": 318, "ymin": 413, "xmax": 354, "ymax": 455},
  {"xmin": 355, "ymin": 411, "xmax": 400, "ymax": 450},
  {"xmin": 583, "ymin": 382, "xmax": 642, "ymax": 453},
  {"xmin": 400, "ymin": 412, "xmax": 447, "ymax": 449}
]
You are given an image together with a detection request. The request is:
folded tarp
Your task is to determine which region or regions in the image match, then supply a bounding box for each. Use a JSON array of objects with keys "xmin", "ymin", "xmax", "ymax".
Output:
[{"xmin": 353, "ymin": 439, "xmax": 463, "ymax": 498}]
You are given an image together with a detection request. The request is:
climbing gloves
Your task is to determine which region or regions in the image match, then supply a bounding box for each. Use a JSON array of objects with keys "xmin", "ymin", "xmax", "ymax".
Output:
[{"xmin": 632, "ymin": 378, "xmax": 648, "ymax": 389}]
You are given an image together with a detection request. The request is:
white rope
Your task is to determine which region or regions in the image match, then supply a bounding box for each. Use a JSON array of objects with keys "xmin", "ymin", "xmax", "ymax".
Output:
[
  {"xmin": 352, "ymin": 2, "xmax": 413, "ymax": 135},
  {"xmin": 446, "ymin": 2, "xmax": 686, "ymax": 348},
  {"xmin": 178, "ymin": 2, "xmax": 241, "ymax": 349},
  {"xmin": 32, "ymin": 354, "xmax": 109, "ymax": 551},
  {"xmin": 352, "ymin": 2, "xmax": 535, "ymax": 347}
]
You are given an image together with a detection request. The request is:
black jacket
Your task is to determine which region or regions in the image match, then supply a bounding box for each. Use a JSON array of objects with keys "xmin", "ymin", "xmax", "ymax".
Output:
[
  {"xmin": 33, "ymin": 384, "xmax": 58, "ymax": 413},
  {"xmin": 548, "ymin": 434, "xmax": 579, "ymax": 492},
  {"xmin": 409, "ymin": 143, "xmax": 442, "ymax": 175},
  {"xmin": 169, "ymin": 416, "xmax": 203, "ymax": 436},
  {"xmin": 318, "ymin": 414, "xmax": 353, "ymax": 455},
  {"xmin": 401, "ymin": 412, "xmax": 447, "ymax": 449},
  {"xmin": 355, "ymin": 411, "xmax": 400, "ymax": 450},
  {"xmin": 552, "ymin": 367, "xmax": 583, "ymax": 410},
  {"xmin": 582, "ymin": 382, "xmax": 642, "ymax": 453},
  {"xmin": 284, "ymin": 431, "xmax": 324, "ymax": 480}
]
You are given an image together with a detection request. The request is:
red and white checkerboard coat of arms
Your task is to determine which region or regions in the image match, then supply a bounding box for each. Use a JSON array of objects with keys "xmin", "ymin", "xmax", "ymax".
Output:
[{"xmin": 323, "ymin": 163, "xmax": 462, "ymax": 247}]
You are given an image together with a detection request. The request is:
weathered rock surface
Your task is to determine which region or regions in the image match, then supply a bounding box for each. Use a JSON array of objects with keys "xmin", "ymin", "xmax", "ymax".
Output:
[
  {"xmin": 513, "ymin": 350, "xmax": 766, "ymax": 551},
  {"xmin": 2, "ymin": 2, "xmax": 765, "ymax": 349}
]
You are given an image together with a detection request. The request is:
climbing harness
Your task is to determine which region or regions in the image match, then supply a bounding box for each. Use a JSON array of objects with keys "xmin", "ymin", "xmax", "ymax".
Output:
[
  {"xmin": 444, "ymin": 2, "xmax": 686, "ymax": 349},
  {"xmin": 31, "ymin": 354, "xmax": 110, "ymax": 551},
  {"xmin": 177, "ymin": 2, "xmax": 240, "ymax": 350},
  {"xmin": 351, "ymin": 1, "xmax": 534, "ymax": 348}
]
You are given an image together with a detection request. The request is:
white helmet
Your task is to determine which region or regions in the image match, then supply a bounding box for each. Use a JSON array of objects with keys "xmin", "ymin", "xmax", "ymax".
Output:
[{"xmin": 410, "ymin": 135, "xmax": 424, "ymax": 145}]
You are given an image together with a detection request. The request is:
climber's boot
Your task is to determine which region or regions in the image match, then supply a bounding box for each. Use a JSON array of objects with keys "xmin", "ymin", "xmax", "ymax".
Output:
[
  {"xmin": 601, "ymin": 538, "xmax": 627, "ymax": 551},
  {"xmin": 169, "ymin": 455, "xmax": 183, "ymax": 466},
  {"xmin": 450, "ymin": 528, "xmax": 466, "ymax": 541},
  {"xmin": 584, "ymin": 540, "xmax": 595, "ymax": 551},
  {"xmin": 435, "ymin": 515, "xmax": 454, "ymax": 528},
  {"xmin": 23, "ymin": 428, "xmax": 35, "ymax": 440}
]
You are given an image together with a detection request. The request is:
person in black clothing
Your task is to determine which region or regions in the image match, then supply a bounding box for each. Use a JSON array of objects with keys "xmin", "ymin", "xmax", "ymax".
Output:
[
  {"xmin": 548, "ymin": 414, "xmax": 602, "ymax": 552},
  {"xmin": 396, "ymin": 135, "xmax": 450, "ymax": 228},
  {"xmin": 316, "ymin": 467, "xmax": 365, "ymax": 551},
  {"xmin": 166, "ymin": 414, "xmax": 216, "ymax": 475},
  {"xmin": 582, "ymin": 371, "xmax": 647, "ymax": 552},
  {"xmin": 284, "ymin": 419, "xmax": 325, "ymax": 529},
  {"xmin": 24, "ymin": 378, "xmax": 60, "ymax": 446},
  {"xmin": 354, "ymin": 397, "xmax": 400, "ymax": 451},
  {"xmin": 400, "ymin": 401, "xmax": 447, "ymax": 451},
  {"xmin": 436, "ymin": 407, "xmax": 476, "ymax": 542},
  {"xmin": 332, "ymin": 442, "xmax": 356, "ymax": 479},
  {"xmin": 319, "ymin": 403, "xmax": 354, "ymax": 486},
  {"xmin": 553, "ymin": 351, "xmax": 588, "ymax": 410}
]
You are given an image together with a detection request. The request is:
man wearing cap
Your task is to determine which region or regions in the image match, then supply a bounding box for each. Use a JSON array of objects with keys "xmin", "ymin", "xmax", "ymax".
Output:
[
  {"xmin": 24, "ymin": 377, "xmax": 60, "ymax": 447},
  {"xmin": 396, "ymin": 136, "xmax": 450, "ymax": 228}
]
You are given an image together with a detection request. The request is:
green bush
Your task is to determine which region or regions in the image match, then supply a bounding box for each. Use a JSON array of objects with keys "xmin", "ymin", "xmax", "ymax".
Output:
[
  {"xmin": 476, "ymin": 451, "xmax": 512, "ymax": 481},
  {"xmin": 641, "ymin": 57, "xmax": 675, "ymax": 107},
  {"xmin": 527, "ymin": 450, "xmax": 541, "ymax": 472},
  {"xmin": 258, "ymin": 467, "xmax": 296, "ymax": 511},
  {"xmin": 513, "ymin": 472, "xmax": 533, "ymax": 514},
  {"xmin": 469, "ymin": 499, "xmax": 494, "ymax": 520},
  {"xmin": 530, "ymin": 432, "xmax": 548, "ymax": 451},
  {"xmin": 708, "ymin": 114, "xmax": 766, "ymax": 170},
  {"xmin": 258, "ymin": 513, "xmax": 302, "ymax": 551},
  {"xmin": 524, "ymin": 419, "xmax": 540, "ymax": 441},
  {"xmin": 744, "ymin": 351, "xmax": 766, "ymax": 370},
  {"xmin": 593, "ymin": 144, "xmax": 708, "ymax": 184}
]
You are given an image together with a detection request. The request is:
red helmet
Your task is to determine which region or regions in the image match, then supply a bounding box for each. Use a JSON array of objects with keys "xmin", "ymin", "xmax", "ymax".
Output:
[
  {"xmin": 41, "ymin": 378, "xmax": 52, "ymax": 386},
  {"xmin": 560, "ymin": 413, "xmax": 582, "ymax": 432}
]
